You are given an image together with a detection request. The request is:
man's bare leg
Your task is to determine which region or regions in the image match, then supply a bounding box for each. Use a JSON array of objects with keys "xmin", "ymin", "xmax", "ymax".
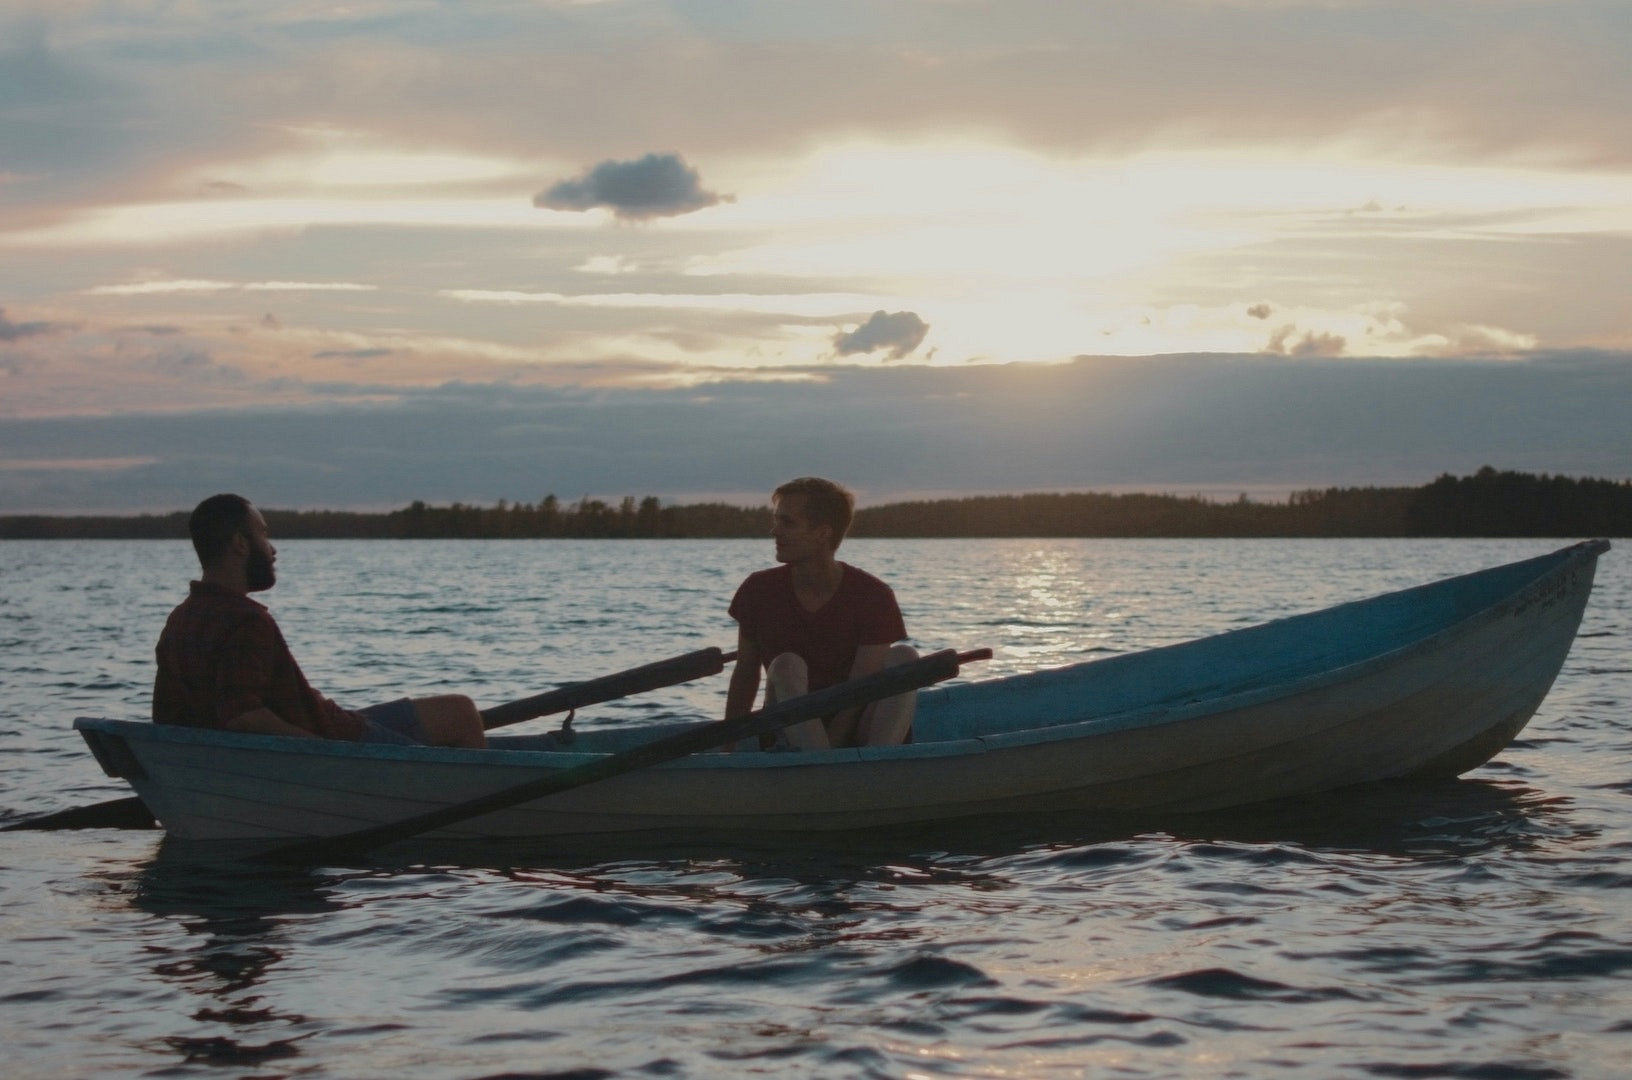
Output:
[
  {"xmin": 410, "ymin": 694, "xmax": 487, "ymax": 748},
  {"xmin": 765, "ymin": 652, "xmax": 830, "ymax": 750},
  {"xmin": 856, "ymin": 643, "xmax": 920, "ymax": 746}
]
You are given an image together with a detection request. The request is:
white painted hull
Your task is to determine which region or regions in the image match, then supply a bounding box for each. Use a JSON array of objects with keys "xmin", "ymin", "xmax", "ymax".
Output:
[{"xmin": 76, "ymin": 541, "xmax": 1608, "ymax": 842}]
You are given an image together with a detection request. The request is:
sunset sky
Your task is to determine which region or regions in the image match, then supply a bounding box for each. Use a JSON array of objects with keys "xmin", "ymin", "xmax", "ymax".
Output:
[{"xmin": 2, "ymin": 1, "xmax": 1629, "ymax": 512}]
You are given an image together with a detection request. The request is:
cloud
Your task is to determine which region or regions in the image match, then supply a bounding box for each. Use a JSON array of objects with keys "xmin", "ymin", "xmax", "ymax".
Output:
[
  {"xmin": 6, "ymin": 1, "xmax": 1631, "ymax": 236},
  {"xmin": 314, "ymin": 348, "xmax": 394, "ymax": 359},
  {"xmin": 1266, "ymin": 324, "xmax": 1346, "ymax": 358},
  {"xmin": 576, "ymin": 254, "xmax": 639, "ymax": 275},
  {"xmin": 148, "ymin": 346, "xmax": 245, "ymax": 382},
  {"xmin": 1416, "ymin": 323, "xmax": 1540, "ymax": 358},
  {"xmin": 0, "ymin": 456, "xmax": 158, "ymax": 472},
  {"xmin": 86, "ymin": 280, "xmax": 236, "ymax": 296},
  {"xmin": 2, "ymin": 4, "xmax": 1629, "ymax": 439},
  {"xmin": 0, "ymin": 306, "xmax": 70, "ymax": 341},
  {"xmin": 534, "ymin": 153, "xmax": 727, "ymax": 220},
  {"xmin": 1, "ymin": 351, "xmax": 1628, "ymax": 513},
  {"xmin": 833, "ymin": 310, "xmax": 929, "ymax": 359},
  {"xmin": 87, "ymin": 280, "xmax": 376, "ymax": 295},
  {"xmin": 246, "ymin": 281, "xmax": 376, "ymax": 293},
  {"xmin": 0, "ymin": 23, "xmax": 131, "ymax": 182}
]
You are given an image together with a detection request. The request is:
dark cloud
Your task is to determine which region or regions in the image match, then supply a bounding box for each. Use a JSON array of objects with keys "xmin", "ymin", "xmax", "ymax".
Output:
[
  {"xmin": 0, "ymin": 307, "xmax": 70, "ymax": 341},
  {"xmin": 3, "ymin": 351, "xmax": 1627, "ymax": 513},
  {"xmin": 145, "ymin": 346, "xmax": 247, "ymax": 383},
  {"xmin": 1246, "ymin": 303, "xmax": 1273, "ymax": 320},
  {"xmin": 314, "ymin": 348, "xmax": 394, "ymax": 359},
  {"xmin": 833, "ymin": 310, "xmax": 929, "ymax": 359},
  {"xmin": 1266, "ymin": 325, "xmax": 1346, "ymax": 357},
  {"xmin": 535, "ymin": 153, "xmax": 727, "ymax": 220},
  {"xmin": 1292, "ymin": 332, "xmax": 1347, "ymax": 358}
]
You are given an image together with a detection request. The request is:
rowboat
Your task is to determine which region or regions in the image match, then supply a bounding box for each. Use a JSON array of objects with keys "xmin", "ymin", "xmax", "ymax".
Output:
[{"xmin": 75, "ymin": 540, "xmax": 1609, "ymax": 843}]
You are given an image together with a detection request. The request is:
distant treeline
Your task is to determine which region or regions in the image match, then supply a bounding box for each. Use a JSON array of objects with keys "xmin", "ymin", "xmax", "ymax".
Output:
[
  {"xmin": 855, "ymin": 468, "xmax": 1631, "ymax": 538},
  {"xmin": 2, "ymin": 468, "xmax": 1628, "ymax": 540},
  {"xmin": 0, "ymin": 495, "xmax": 769, "ymax": 541}
]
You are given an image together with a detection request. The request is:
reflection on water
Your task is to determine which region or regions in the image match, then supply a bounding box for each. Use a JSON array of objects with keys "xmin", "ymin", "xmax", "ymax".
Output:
[
  {"xmin": 356, "ymin": 776, "xmax": 1568, "ymax": 877},
  {"xmin": 86, "ymin": 853, "xmax": 344, "ymax": 1071}
]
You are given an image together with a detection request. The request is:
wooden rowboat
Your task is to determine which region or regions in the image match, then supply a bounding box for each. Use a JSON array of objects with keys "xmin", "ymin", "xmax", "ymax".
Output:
[{"xmin": 75, "ymin": 541, "xmax": 1609, "ymax": 843}]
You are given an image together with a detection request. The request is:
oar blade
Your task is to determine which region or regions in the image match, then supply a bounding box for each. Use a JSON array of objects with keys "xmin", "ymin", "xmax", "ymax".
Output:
[{"xmin": 1, "ymin": 796, "xmax": 157, "ymax": 831}]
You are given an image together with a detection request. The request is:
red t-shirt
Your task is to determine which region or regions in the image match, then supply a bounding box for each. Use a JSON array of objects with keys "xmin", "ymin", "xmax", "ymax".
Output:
[
  {"xmin": 728, "ymin": 563, "xmax": 907, "ymax": 691},
  {"xmin": 152, "ymin": 581, "xmax": 365, "ymax": 740}
]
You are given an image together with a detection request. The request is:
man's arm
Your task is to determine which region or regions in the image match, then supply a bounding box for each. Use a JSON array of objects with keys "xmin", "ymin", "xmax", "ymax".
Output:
[
  {"xmin": 213, "ymin": 617, "xmax": 303, "ymax": 734},
  {"xmin": 215, "ymin": 615, "xmax": 352, "ymax": 739},
  {"xmin": 723, "ymin": 627, "xmax": 763, "ymax": 721},
  {"xmin": 222, "ymin": 707, "xmax": 320, "ymax": 739},
  {"xmin": 825, "ymin": 642, "xmax": 893, "ymax": 748}
]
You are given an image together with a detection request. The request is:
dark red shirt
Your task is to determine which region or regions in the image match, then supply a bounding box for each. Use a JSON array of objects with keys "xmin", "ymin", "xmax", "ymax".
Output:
[
  {"xmin": 728, "ymin": 563, "xmax": 907, "ymax": 691},
  {"xmin": 152, "ymin": 581, "xmax": 365, "ymax": 740}
]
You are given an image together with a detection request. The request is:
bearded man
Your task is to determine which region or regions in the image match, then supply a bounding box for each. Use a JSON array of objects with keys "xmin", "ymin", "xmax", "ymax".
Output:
[{"xmin": 152, "ymin": 493, "xmax": 485, "ymax": 747}]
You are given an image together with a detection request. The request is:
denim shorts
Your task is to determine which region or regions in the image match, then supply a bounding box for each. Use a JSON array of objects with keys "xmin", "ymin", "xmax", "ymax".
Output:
[{"xmin": 356, "ymin": 698, "xmax": 424, "ymax": 745}]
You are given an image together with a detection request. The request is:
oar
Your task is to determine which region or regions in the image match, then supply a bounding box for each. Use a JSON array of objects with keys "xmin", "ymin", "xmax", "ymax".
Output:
[
  {"xmin": 3, "ymin": 647, "xmax": 736, "ymax": 832},
  {"xmin": 2, "ymin": 796, "xmax": 157, "ymax": 832},
  {"xmin": 480, "ymin": 646, "xmax": 735, "ymax": 730},
  {"xmin": 263, "ymin": 647, "xmax": 992, "ymax": 862}
]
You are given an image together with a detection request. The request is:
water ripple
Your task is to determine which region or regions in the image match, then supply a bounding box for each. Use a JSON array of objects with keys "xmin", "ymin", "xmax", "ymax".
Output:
[{"xmin": 1, "ymin": 538, "xmax": 1628, "ymax": 1079}]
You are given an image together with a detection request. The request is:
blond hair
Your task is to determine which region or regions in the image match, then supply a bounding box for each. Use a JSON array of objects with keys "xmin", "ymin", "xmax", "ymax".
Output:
[{"xmin": 773, "ymin": 477, "xmax": 855, "ymax": 550}]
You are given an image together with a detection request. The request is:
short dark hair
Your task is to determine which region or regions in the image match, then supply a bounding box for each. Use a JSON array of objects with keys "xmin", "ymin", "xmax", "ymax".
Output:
[
  {"xmin": 189, "ymin": 493, "xmax": 255, "ymax": 566},
  {"xmin": 773, "ymin": 477, "xmax": 854, "ymax": 549}
]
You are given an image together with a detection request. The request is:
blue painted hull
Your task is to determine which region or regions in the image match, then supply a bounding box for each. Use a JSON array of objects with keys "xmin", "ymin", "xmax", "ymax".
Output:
[{"xmin": 76, "ymin": 541, "xmax": 1609, "ymax": 841}]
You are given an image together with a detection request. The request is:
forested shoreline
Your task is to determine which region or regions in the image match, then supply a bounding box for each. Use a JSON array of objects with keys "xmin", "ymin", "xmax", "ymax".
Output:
[{"xmin": 3, "ymin": 468, "xmax": 1628, "ymax": 540}]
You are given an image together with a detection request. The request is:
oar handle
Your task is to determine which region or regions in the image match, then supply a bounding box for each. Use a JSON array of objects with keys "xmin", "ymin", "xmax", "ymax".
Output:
[
  {"xmin": 263, "ymin": 646, "xmax": 990, "ymax": 862},
  {"xmin": 479, "ymin": 647, "xmax": 738, "ymax": 730}
]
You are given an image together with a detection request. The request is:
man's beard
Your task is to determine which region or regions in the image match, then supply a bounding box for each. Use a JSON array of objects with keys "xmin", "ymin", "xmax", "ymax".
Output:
[{"xmin": 245, "ymin": 546, "xmax": 276, "ymax": 592}]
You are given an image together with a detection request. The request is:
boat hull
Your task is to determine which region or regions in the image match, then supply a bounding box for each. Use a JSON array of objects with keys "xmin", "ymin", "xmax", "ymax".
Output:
[{"xmin": 75, "ymin": 541, "xmax": 1608, "ymax": 842}]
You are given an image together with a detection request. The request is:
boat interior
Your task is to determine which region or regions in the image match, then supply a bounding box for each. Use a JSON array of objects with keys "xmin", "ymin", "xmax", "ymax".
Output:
[{"xmin": 489, "ymin": 545, "xmax": 1588, "ymax": 755}]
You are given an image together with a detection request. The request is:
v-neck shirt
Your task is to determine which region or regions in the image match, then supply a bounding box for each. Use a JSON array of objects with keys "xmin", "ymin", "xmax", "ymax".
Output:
[{"xmin": 728, "ymin": 562, "xmax": 907, "ymax": 691}]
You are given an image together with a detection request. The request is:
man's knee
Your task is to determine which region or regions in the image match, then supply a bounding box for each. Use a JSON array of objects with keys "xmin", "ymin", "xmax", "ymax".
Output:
[
  {"xmin": 417, "ymin": 692, "xmax": 478, "ymax": 719},
  {"xmin": 412, "ymin": 694, "xmax": 486, "ymax": 748},
  {"xmin": 765, "ymin": 652, "xmax": 809, "ymax": 701},
  {"xmin": 885, "ymin": 643, "xmax": 919, "ymax": 668},
  {"xmin": 766, "ymin": 652, "xmax": 807, "ymax": 682}
]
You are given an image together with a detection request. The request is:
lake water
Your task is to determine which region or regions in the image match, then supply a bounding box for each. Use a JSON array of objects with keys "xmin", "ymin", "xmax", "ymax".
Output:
[{"xmin": 1, "ymin": 538, "xmax": 1628, "ymax": 1079}]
